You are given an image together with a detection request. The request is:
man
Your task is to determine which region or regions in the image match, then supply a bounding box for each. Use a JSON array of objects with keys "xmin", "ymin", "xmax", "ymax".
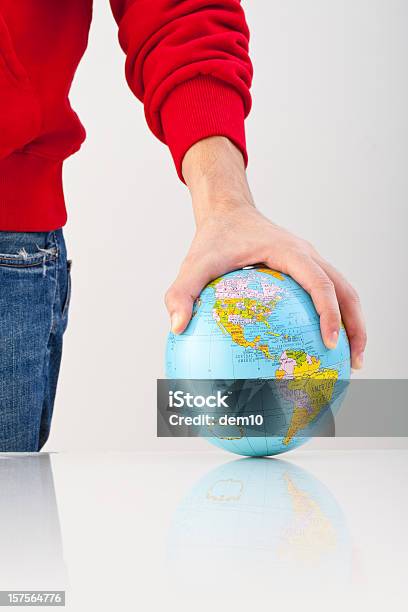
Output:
[{"xmin": 0, "ymin": 0, "xmax": 366, "ymax": 451}]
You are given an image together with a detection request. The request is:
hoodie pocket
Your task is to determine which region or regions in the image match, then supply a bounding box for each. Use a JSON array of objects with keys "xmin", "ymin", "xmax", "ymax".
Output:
[{"xmin": 0, "ymin": 14, "xmax": 41, "ymax": 160}]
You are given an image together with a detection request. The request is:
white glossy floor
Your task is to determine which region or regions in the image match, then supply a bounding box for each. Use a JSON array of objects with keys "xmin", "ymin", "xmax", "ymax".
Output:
[{"xmin": 0, "ymin": 449, "xmax": 406, "ymax": 611}]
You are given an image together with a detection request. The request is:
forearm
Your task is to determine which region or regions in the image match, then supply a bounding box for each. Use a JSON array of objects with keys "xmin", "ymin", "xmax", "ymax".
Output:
[{"xmin": 182, "ymin": 136, "xmax": 255, "ymax": 226}]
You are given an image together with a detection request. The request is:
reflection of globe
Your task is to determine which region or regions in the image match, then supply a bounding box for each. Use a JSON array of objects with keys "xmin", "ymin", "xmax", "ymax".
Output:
[
  {"xmin": 168, "ymin": 458, "xmax": 351, "ymax": 589},
  {"xmin": 166, "ymin": 266, "xmax": 350, "ymax": 456}
]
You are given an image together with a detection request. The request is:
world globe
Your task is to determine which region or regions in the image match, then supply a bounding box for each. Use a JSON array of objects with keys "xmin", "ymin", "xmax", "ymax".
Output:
[{"xmin": 165, "ymin": 265, "xmax": 350, "ymax": 456}]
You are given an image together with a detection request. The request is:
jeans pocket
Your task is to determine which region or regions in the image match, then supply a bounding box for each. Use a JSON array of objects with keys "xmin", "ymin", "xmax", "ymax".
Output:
[
  {"xmin": 0, "ymin": 248, "xmax": 57, "ymax": 268},
  {"xmin": 0, "ymin": 230, "xmax": 58, "ymax": 269}
]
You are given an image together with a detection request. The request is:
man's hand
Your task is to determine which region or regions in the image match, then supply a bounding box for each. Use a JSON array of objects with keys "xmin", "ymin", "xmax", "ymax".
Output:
[{"xmin": 165, "ymin": 137, "xmax": 366, "ymax": 370}]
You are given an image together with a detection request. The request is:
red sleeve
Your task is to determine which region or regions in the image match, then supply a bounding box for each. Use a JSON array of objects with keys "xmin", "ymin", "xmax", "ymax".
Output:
[{"xmin": 109, "ymin": 0, "xmax": 253, "ymax": 181}]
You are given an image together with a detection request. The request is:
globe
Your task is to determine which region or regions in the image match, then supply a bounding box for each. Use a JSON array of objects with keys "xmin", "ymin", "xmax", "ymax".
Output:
[{"xmin": 165, "ymin": 265, "xmax": 350, "ymax": 456}]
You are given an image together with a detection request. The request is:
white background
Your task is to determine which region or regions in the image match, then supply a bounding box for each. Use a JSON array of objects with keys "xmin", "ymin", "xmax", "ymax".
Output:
[{"xmin": 47, "ymin": 0, "xmax": 407, "ymax": 451}]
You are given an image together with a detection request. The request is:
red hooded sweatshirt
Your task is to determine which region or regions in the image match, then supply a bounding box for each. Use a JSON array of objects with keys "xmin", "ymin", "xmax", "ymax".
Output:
[{"xmin": 0, "ymin": 0, "xmax": 252, "ymax": 231}]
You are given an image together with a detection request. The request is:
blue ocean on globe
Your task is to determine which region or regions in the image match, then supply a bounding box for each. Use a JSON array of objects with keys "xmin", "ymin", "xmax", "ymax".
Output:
[{"xmin": 165, "ymin": 266, "xmax": 350, "ymax": 456}]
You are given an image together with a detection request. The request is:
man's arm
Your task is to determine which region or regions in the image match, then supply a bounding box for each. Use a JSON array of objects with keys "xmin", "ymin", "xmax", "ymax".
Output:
[{"xmin": 109, "ymin": 1, "xmax": 366, "ymax": 369}]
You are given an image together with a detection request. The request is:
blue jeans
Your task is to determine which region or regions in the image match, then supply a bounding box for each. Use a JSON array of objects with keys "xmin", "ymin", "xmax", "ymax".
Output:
[{"xmin": 0, "ymin": 230, "xmax": 70, "ymax": 451}]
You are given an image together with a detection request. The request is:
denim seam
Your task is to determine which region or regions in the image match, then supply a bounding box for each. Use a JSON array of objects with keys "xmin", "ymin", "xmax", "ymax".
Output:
[
  {"xmin": 61, "ymin": 264, "xmax": 71, "ymax": 319},
  {"xmin": 37, "ymin": 231, "xmax": 62, "ymax": 450},
  {"xmin": 0, "ymin": 261, "xmax": 51, "ymax": 268},
  {"xmin": 48, "ymin": 231, "xmax": 60, "ymax": 337}
]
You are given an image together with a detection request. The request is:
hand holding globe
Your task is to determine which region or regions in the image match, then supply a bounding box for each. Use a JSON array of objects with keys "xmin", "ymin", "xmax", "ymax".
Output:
[
  {"xmin": 164, "ymin": 137, "xmax": 364, "ymax": 456},
  {"xmin": 165, "ymin": 136, "xmax": 366, "ymax": 371}
]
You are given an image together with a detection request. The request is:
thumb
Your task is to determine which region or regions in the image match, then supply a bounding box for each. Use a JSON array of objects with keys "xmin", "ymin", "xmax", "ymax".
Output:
[{"xmin": 165, "ymin": 261, "xmax": 212, "ymax": 334}]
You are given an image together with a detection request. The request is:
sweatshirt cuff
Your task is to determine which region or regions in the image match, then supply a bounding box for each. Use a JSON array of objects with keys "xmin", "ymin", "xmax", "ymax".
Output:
[{"xmin": 160, "ymin": 75, "xmax": 248, "ymax": 183}]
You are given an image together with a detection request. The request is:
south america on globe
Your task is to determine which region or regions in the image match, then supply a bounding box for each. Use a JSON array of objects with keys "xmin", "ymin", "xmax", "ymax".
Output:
[{"xmin": 165, "ymin": 265, "xmax": 350, "ymax": 457}]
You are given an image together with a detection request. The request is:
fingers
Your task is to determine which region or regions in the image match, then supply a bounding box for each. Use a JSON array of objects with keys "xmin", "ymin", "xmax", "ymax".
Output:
[
  {"xmin": 316, "ymin": 259, "xmax": 367, "ymax": 370},
  {"xmin": 165, "ymin": 285, "xmax": 193, "ymax": 334},
  {"xmin": 266, "ymin": 251, "xmax": 341, "ymax": 350},
  {"xmin": 165, "ymin": 258, "xmax": 215, "ymax": 334}
]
